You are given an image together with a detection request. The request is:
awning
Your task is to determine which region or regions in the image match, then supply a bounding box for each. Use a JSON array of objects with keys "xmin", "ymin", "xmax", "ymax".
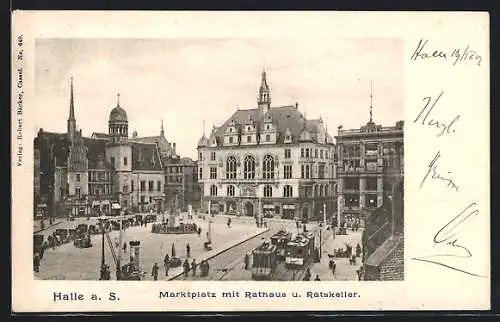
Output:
[
  {"xmin": 92, "ymin": 201, "xmax": 101, "ymax": 207},
  {"xmin": 112, "ymin": 203, "xmax": 121, "ymax": 210},
  {"xmin": 37, "ymin": 204, "xmax": 47, "ymax": 208},
  {"xmin": 263, "ymin": 205, "xmax": 275, "ymax": 209},
  {"xmin": 283, "ymin": 205, "xmax": 296, "ymax": 210}
]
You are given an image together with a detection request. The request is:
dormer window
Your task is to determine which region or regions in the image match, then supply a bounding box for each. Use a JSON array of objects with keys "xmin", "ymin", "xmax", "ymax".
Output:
[
  {"xmin": 247, "ymin": 126, "xmax": 251, "ymax": 131},
  {"xmin": 230, "ymin": 128, "xmax": 233, "ymax": 132},
  {"xmin": 266, "ymin": 125, "xmax": 270, "ymax": 130}
]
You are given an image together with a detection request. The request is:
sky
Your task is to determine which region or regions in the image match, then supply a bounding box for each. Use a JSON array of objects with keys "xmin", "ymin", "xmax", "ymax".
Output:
[{"xmin": 34, "ymin": 38, "xmax": 404, "ymax": 159}]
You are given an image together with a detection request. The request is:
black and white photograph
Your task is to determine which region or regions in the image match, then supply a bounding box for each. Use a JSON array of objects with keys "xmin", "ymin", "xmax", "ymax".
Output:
[
  {"xmin": 32, "ymin": 37, "xmax": 404, "ymax": 282},
  {"xmin": 12, "ymin": 11, "xmax": 489, "ymax": 312}
]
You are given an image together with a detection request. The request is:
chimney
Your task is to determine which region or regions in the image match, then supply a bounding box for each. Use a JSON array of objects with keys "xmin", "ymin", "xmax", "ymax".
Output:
[
  {"xmin": 295, "ymin": 102, "xmax": 299, "ymax": 109},
  {"xmin": 173, "ymin": 142, "xmax": 176, "ymax": 154}
]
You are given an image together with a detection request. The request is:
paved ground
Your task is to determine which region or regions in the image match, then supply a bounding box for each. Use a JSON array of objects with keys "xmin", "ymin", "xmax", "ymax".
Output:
[
  {"xmin": 173, "ymin": 216, "xmax": 364, "ymax": 281},
  {"xmin": 34, "ymin": 214, "xmax": 265, "ymax": 280},
  {"xmin": 34, "ymin": 214, "xmax": 363, "ymax": 281}
]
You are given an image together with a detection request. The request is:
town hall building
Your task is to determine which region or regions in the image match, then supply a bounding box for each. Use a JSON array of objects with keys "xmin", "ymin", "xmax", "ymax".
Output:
[{"xmin": 197, "ymin": 71, "xmax": 337, "ymax": 221}]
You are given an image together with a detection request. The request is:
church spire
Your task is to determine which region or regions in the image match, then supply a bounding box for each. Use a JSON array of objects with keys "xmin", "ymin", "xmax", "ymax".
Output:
[
  {"xmin": 67, "ymin": 77, "xmax": 77, "ymax": 141},
  {"xmin": 258, "ymin": 68, "xmax": 271, "ymax": 113},
  {"xmin": 69, "ymin": 77, "xmax": 75, "ymax": 121}
]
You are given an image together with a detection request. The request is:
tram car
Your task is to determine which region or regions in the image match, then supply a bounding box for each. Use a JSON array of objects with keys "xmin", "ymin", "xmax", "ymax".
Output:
[
  {"xmin": 251, "ymin": 242, "xmax": 278, "ymax": 280},
  {"xmin": 270, "ymin": 230, "xmax": 292, "ymax": 259},
  {"xmin": 284, "ymin": 231, "xmax": 315, "ymax": 268}
]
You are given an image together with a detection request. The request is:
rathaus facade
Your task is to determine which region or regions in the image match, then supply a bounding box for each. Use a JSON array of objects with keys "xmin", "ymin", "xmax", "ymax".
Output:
[{"xmin": 197, "ymin": 71, "xmax": 336, "ymax": 221}]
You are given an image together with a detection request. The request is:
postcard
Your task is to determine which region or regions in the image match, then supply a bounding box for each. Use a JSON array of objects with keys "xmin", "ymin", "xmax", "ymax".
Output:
[{"xmin": 11, "ymin": 11, "xmax": 490, "ymax": 312}]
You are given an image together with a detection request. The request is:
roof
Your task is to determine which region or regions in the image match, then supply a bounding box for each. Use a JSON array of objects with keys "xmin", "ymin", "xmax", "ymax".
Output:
[
  {"xmin": 35, "ymin": 130, "xmax": 163, "ymax": 172},
  {"xmin": 365, "ymin": 237, "xmax": 401, "ymax": 267},
  {"xmin": 91, "ymin": 132, "xmax": 110, "ymax": 139},
  {"xmin": 203, "ymin": 105, "xmax": 331, "ymax": 146},
  {"xmin": 132, "ymin": 135, "xmax": 176, "ymax": 157},
  {"xmin": 109, "ymin": 106, "xmax": 128, "ymax": 122},
  {"xmin": 131, "ymin": 142, "xmax": 163, "ymax": 171}
]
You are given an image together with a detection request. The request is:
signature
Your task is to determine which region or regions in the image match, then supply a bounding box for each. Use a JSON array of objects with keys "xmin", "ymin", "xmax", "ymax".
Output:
[
  {"xmin": 410, "ymin": 39, "xmax": 482, "ymax": 66},
  {"xmin": 419, "ymin": 151, "xmax": 459, "ymax": 192},
  {"xmin": 413, "ymin": 91, "xmax": 460, "ymax": 137},
  {"xmin": 412, "ymin": 202, "xmax": 486, "ymax": 277}
]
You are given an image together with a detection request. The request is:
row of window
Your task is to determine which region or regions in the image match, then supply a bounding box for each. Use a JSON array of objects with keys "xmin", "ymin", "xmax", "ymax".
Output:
[
  {"xmin": 301, "ymin": 148, "xmax": 331, "ymax": 159},
  {"xmin": 167, "ymin": 166, "xmax": 183, "ymax": 173},
  {"xmin": 209, "ymin": 184, "xmax": 294, "ymax": 198},
  {"xmin": 202, "ymin": 163, "xmax": 333, "ymax": 180},
  {"xmin": 208, "ymin": 184, "xmax": 331, "ymax": 198},
  {"xmin": 200, "ymin": 147, "xmax": 333, "ymax": 163}
]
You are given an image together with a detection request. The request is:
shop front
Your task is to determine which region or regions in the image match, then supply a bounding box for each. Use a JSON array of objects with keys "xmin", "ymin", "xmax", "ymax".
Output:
[
  {"xmin": 282, "ymin": 204, "xmax": 296, "ymax": 219},
  {"xmin": 262, "ymin": 204, "xmax": 276, "ymax": 218}
]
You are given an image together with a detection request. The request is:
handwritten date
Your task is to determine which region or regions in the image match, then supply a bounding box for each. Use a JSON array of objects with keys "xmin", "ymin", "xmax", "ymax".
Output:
[{"xmin": 410, "ymin": 39, "xmax": 482, "ymax": 66}]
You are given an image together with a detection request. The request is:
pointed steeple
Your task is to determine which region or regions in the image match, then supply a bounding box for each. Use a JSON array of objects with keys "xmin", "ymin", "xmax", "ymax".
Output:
[
  {"xmin": 368, "ymin": 80, "xmax": 374, "ymax": 124},
  {"xmin": 67, "ymin": 77, "xmax": 77, "ymax": 141},
  {"xmin": 258, "ymin": 68, "xmax": 271, "ymax": 113},
  {"xmin": 69, "ymin": 76, "xmax": 75, "ymax": 121},
  {"xmin": 160, "ymin": 119, "xmax": 165, "ymax": 137}
]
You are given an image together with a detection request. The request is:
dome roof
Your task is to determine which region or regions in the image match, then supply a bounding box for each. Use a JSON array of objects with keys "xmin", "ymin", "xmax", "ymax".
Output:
[
  {"xmin": 197, "ymin": 134, "xmax": 209, "ymax": 147},
  {"xmin": 109, "ymin": 106, "xmax": 128, "ymax": 123},
  {"xmin": 299, "ymin": 128, "xmax": 312, "ymax": 142}
]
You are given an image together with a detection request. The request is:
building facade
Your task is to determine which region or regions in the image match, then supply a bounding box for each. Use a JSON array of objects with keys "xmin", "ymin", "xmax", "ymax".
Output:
[
  {"xmin": 335, "ymin": 116, "xmax": 404, "ymax": 226},
  {"xmin": 163, "ymin": 156, "xmax": 201, "ymax": 211},
  {"xmin": 33, "ymin": 78, "xmax": 165, "ymax": 217},
  {"xmin": 197, "ymin": 71, "xmax": 336, "ymax": 221}
]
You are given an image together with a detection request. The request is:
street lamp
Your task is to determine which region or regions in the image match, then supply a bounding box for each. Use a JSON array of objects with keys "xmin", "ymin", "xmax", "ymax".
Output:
[{"xmin": 97, "ymin": 215, "xmax": 107, "ymax": 280}]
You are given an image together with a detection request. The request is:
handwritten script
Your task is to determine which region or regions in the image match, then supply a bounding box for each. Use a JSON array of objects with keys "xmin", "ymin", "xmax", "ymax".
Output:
[
  {"xmin": 410, "ymin": 39, "xmax": 482, "ymax": 66},
  {"xmin": 412, "ymin": 202, "xmax": 485, "ymax": 278},
  {"xmin": 413, "ymin": 91, "xmax": 460, "ymax": 137},
  {"xmin": 419, "ymin": 151, "xmax": 459, "ymax": 192}
]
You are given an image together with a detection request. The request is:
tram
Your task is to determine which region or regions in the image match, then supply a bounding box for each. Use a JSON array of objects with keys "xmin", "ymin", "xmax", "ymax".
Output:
[
  {"xmin": 284, "ymin": 231, "xmax": 315, "ymax": 268},
  {"xmin": 251, "ymin": 242, "xmax": 278, "ymax": 280},
  {"xmin": 270, "ymin": 230, "xmax": 292, "ymax": 259}
]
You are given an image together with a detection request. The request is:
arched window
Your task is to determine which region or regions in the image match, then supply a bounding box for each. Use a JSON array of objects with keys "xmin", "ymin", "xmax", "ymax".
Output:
[
  {"xmin": 227, "ymin": 185, "xmax": 235, "ymax": 197},
  {"xmin": 264, "ymin": 185, "xmax": 273, "ymax": 198},
  {"xmin": 210, "ymin": 185, "xmax": 217, "ymax": 196},
  {"xmin": 226, "ymin": 156, "xmax": 236, "ymax": 179},
  {"xmin": 283, "ymin": 185, "xmax": 293, "ymax": 198},
  {"xmin": 314, "ymin": 185, "xmax": 319, "ymax": 197},
  {"xmin": 244, "ymin": 155, "xmax": 255, "ymax": 179},
  {"xmin": 263, "ymin": 155, "xmax": 275, "ymax": 179},
  {"xmin": 325, "ymin": 184, "xmax": 329, "ymax": 196}
]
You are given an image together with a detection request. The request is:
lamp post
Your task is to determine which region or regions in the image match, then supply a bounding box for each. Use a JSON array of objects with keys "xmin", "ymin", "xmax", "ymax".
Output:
[{"xmin": 97, "ymin": 216, "xmax": 107, "ymax": 280}]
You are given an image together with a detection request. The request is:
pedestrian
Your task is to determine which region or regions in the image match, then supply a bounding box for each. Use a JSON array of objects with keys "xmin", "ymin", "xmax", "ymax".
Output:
[
  {"xmin": 314, "ymin": 274, "xmax": 321, "ymax": 281},
  {"xmin": 186, "ymin": 243, "xmax": 191, "ymax": 258},
  {"xmin": 296, "ymin": 220, "xmax": 300, "ymax": 229},
  {"xmin": 303, "ymin": 268, "xmax": 311, "ymax": 281},
  {"xmin": 191, "ymin": 259, "xmax": 197, "ymax": 277},
  {"xmin": 105, "ymin": 265, "xmax": 111, "ymax": 280},
  {"xmin": 244, "ymin": 253, "xmax": 250, "ymax": 270},
  {"xmin": 33, "ymin": 254, "xmax": 40, "ymax": 272},
  {"xmin": 356, "ymin": 244, "xmax": 361, "ymax": 257},
  {"xmin": 164, "ymin": 254, "xmax": 170, "ymax": 276},
  {"xmin": 332, "ymin": 261, "xmax": 336, "ymax": 276},
  {"xmin": 183, "ymin": 259, "xmax": 190, "ymax": 277},
  {"xmin": 152, "ymin": 262, "xmax": 159, "ymax": 281},
  {"xmin": 123, "ymin": 242, "xmax": 127, "ymax": 253}
]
